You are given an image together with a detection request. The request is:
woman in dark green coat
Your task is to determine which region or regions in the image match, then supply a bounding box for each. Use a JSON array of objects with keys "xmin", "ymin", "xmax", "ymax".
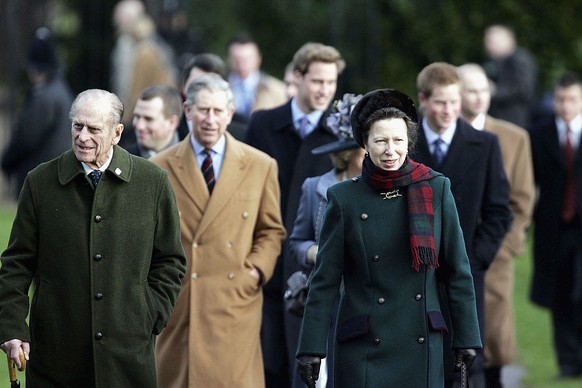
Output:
[{"xmin": 296, "ymin": 89, "xmax": 481, "ymax": 387}]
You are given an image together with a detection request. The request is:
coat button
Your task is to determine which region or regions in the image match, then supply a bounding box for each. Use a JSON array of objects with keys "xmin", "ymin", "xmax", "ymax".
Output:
[
  {"xmin": 95, "ymin": 292, "xmax": 103, "ymax": 300},
  {"xmin": 374, "ymin": 338, "xmax": 381, "ymax": 344},
  {"xmin": 372, "ymin": 255, "xmax": 379, "ymax": 262},
  {"xmin": 94, "ymin": 254, "xmax": 102, "ymax": 262},
  {"xmin": 191, "ymin": 273, "xmax": 198, "ymax": 280},
  {"xmin": 95, "ymin": 332, "xmax": 103, "ymax": 340},
  {"xmin": 242, "ymin": 211, "xmax": 249, "ymax": 219},
  {"xmin": 360, "ymin": 213, "xmax": 368, "ymax": 220},
  {"xmin": 228, "ymin": 272, "xmax": 235, "ymax": 280},
  {"xmin": 417, "ymin": 337, "xmax": 425, "ymax": 344},
  {"xmin": 192, "ymin": 242, "xmax": 198, "ymax": 248},
  {"xmin": 94, "ymin": 215, "xmax": 102, "ymax": 223},
  {"xmin": 415, "ymin": 294, "xmax": 422, "ymax": 301},
  {"xmin": 351, "ymin": 177, "xmax": 359, "ymax": 182},
  {"xmin": 378, "ymin": 297, "xmax": 385, "ymax": 304}
]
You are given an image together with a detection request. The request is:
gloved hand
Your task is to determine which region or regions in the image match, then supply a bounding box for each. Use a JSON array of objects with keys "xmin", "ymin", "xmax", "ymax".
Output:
[
  {"xmin": 453, "ymin": 348, "xmax": 477, "ymax": 371},
  {"xmin": 297, "ymin": 355, "xmax": 321, "ymax": 388}
]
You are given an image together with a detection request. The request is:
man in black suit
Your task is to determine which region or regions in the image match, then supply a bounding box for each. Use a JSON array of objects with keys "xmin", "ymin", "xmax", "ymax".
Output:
[
  {"xmin": 411, "ymin": 62, "xmax": 512, "ymax": 388},
  {"xmin": 529, "ymin": 72, "xmax": 582, "ymax": 379},
  {"xmin": 245, "ymin": 42, "xmax": 345, "ymax": 388}
]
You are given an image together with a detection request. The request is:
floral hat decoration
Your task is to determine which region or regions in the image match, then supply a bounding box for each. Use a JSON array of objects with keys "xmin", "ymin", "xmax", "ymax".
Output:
[{"xmin": 311, "ymin": 93, "xmax": 363, "ymax": 155}]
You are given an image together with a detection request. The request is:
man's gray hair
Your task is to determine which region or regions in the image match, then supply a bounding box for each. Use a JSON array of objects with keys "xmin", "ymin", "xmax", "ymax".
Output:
[
  {"xmin": 69, "ymin": 89, "xmax": 124, "ymax": 125},
  {"xmin": 184, "ymin": 74, "xmax": 234, "ymax": 110}
]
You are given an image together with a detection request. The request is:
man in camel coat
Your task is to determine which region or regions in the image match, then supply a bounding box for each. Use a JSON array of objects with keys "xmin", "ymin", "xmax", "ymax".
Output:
[{"xmin": 152, "ymin": 74, "xmax": 285, "ymax": 388}]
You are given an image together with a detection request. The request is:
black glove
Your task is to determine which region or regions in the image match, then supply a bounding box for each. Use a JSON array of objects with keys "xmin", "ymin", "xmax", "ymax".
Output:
[
  {"xmin": 453, "ymin": 348, "xmax": 477, "ymax": 371},
  {"xmin": 297, "ymin": 355, "xmax": 321, "ymax": 388}
]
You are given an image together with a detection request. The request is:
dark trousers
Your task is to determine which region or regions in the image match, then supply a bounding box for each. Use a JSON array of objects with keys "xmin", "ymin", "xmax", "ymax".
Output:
[{"xmin": 550, "ymin": 221, "xmax": 582, "ymax": 375}]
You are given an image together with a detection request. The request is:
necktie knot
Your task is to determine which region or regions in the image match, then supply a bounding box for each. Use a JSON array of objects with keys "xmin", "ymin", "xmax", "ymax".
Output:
[
  {"xmin": 89, "ymin": 170, "xmax": 102, "ymax": 188},
  {"xmin": 297, "ymin": 116, "xmax": 310, "ymax": 139}
]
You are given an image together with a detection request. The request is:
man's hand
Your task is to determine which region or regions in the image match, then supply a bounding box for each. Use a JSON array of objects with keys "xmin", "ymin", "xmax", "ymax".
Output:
[
  {"xmin": 297, "ymin": 355, "xmax": 321, "ymax": 388},
  {"xmin": 1, "ymin": 339, "xmax": 30, "ymax": 370}
]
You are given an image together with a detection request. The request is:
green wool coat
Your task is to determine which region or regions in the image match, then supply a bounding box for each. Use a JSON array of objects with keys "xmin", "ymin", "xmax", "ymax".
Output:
[
  {"xmin": 297, "ymin": 174, "xmax": 482, "ymax": 388},
  {"xmin": 0, "ymin": 146, "xmax": 186, "ymax": 387}
]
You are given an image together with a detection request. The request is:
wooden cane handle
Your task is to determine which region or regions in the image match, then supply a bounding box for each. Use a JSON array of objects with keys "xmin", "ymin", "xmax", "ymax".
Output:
[
  {"xmin": 6, "ymin": 347, "xmax": 25, "ymax": 382},
  {"xmin": 17, "ymin": 347, "xmax": 25, "ymax": 372}
]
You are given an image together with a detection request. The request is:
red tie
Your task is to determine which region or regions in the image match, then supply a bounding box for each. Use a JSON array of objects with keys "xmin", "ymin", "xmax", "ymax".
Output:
[
  {"xmin": 201, "ymin": 149, "xmax": 215, "ymax": 194},
  {"xmin": 561, "ymin": 126, "xmax": 577, "ymax": 222}
]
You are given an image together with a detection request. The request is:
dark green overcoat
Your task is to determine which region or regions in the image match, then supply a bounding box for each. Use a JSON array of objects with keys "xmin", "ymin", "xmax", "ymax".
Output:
[
  {"xmin": 0, "ymin": 146, "xmax": 186, "ymax": 387},
  {"xmin": 297, "ymin": 174, "xmax": 482, "ymax": 388}
]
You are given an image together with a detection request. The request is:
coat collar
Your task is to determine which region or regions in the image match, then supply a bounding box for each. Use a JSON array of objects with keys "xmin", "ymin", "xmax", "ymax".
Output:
[
  {"xmin": 57, "ymin": 145, "xmax": 132, "ymax": 186},
  {"xmin": 315, "ymin": 169, "xmax": 338, "ymax": 198}
]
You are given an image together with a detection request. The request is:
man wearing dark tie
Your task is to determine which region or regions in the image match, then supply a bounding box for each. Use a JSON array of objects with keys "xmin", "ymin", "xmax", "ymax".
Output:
[
  {"xmin": 411, "ymin": 62, "xmax": 512, "ymax": 388},
  {"xmin": 152, "ymin": 74, "xmax": 285, "ymax": 387},
  {"xmin": 529, "ymin": 71, "xmax": 582, "ymax": 379}
]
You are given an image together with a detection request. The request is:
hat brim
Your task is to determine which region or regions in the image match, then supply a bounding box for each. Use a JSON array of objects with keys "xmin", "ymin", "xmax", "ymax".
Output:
[{"xmin": 311, "ymin": 139, "xmax": 360, "ymax": 155}]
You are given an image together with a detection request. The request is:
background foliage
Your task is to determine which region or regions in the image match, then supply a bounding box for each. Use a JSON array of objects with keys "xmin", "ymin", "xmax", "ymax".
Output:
[{"xmin": 1, "ymin": 0, "xmax": 582, "ymax": 118}]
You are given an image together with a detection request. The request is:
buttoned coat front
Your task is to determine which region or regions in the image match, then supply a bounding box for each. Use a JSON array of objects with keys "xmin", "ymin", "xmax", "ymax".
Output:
[
  {"xmin": 152, "ymin": 133, "xmax": 285, "ymax": 388},
  {"xmin": 0, "ymin": 146, "xmax": 186, "ymax": 387},
  {"xmin": 297, "ymin": 174, "xmax": 482, "ymax": 387}
]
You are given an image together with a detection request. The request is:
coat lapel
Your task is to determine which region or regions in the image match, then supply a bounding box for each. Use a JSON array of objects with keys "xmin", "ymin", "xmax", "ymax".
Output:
[
  {"xmin": 439, "ymin": 120, "xmax": 486, "ymax": 182},
  {"xmin": 166, "ymin": 134, "xmax": 208, "ymax": 215}
]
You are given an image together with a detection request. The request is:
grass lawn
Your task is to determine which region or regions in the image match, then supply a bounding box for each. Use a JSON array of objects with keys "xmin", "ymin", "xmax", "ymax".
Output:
[{"xmin": 1, "ymin": 205, "xmax": 582, "ymax": 386}]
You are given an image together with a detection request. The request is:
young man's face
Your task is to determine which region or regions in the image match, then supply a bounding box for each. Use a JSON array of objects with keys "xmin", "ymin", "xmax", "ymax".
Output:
[
  {"xmin": 554, "ymin": 84, "xmax": 582, "ymax": 123},
  {"xmin": 295, "ymin": 61, "xmax": 338, "ymax": 113},
  {"xmin": 419, "ymin": 83, "xmax": 462, "ymax": 135}
]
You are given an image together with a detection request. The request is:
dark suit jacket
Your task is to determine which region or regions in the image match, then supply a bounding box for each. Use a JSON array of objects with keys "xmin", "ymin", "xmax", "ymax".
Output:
[
  {"xmin": 529, "ymin": 115, "xmax": 582, "ymax": 309},
  {"xmin": 411, "ymin": 117, "xmax": 512, "ymax": 376},
  {"xmin": 245, "ymin": 100, "xmax": 337, "ymax": 373}
]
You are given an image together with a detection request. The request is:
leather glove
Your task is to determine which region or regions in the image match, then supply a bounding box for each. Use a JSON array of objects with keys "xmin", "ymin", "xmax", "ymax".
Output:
[
  {"xmin": 297, "ymin": 355, "xmax": 321, "ymax": 388},
  {"xmin": 453, "ymin": 348, "xmax": 477, "ymax": 371}
]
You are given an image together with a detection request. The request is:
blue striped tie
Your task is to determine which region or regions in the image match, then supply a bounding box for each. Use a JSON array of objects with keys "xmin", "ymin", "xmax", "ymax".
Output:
[{"xmin": 432, "ymin": 138, "xmax": 446, "ymax": 168}]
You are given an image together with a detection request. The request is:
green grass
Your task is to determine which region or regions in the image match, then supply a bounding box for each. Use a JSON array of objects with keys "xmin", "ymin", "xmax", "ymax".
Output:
[{"xmin": 1, "ymin": 206, "xmax": 582, "ymax": 386}]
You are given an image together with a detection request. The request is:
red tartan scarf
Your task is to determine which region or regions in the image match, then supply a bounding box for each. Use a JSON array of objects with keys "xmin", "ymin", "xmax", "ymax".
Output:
[{"xmin": 362, "ymin": 156, "xmax": 439, "ymax": 271}]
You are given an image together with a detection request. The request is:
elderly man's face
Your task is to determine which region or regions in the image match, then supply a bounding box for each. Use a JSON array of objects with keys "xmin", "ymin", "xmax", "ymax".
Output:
[
  {"xmin": 71, "ymin": 97, "xmax": 123, "ymax": 169},
  {"xmin": 185, "ymin": 88, "xmax": 234, "ymax": 148}
]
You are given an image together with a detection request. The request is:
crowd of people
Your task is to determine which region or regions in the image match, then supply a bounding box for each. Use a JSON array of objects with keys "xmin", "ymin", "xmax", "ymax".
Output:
[{"xmin": 1, "ymin": 1, "xmax": 582, "ymax": 387}]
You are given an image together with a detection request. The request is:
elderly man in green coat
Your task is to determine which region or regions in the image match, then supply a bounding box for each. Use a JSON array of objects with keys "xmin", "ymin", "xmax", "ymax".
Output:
[{"xmin": 0, "ymin": 89, "xmax": 186, "ymax": 387}]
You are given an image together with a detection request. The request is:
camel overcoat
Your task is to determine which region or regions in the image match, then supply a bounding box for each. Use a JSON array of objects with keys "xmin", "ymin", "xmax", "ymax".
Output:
[
  {"xmin": 483, "ymin": 115, "xmax": 534, "ymax": 367},
  {"xmin": 0, "ymin": 146, "xmax": 186, "ymax": 387},
  {"xmin": 152, "ymin": 133, "xmax": 285, "ymax": 388}
]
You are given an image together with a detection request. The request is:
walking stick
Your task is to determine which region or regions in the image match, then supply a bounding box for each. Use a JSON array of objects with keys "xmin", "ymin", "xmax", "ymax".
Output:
[
  {"xmin": 6, "ymin": 348, "xmax": 25, "ymax": 388},
  {"xmin": 460, "ymin": 360, "xmax": 469, "ymax": 388}
]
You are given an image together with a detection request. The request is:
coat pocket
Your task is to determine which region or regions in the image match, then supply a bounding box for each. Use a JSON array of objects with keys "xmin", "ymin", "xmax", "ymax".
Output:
[
  {"xmin": 336, "ymin": 315, "xmax": 370, "ymax": 343},
  {"xmin": 427, "ymin": 310, "xmax": 448, "ymax": 333}
]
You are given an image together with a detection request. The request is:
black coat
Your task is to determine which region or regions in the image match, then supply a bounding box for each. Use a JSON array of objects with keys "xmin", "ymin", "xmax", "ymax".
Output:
[
  {"xmin": 529, "ymin": 116, "xmax": 582, "ymax": 309},
  {"xmin": 245, "ymin": 100, "xmax": 337, "ymax": 376},
  {"xmin": 411, "ymin": 118, "xmax": 512, "ymax": 376}
]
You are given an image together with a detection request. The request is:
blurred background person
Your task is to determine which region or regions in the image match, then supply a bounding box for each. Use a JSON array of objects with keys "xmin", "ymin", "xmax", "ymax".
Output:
[
  {"xmin": 529, "ymin": 71, "xmax": 582, "ymax": 380},
  {"xmin": 1, "ymin": 27, "xmax": 73, "ymax": 200},
  {"xmin": 458, "ymin": 63, "xmax": 535, "ymax": 388},
  {"xmin": 126, "ymin": 84, "xmax": 182, "ymax": 158},
  {"xmin": 110, "ymin": 0, "xmax": 145, "ymax": 107},
  {"xmin": 483, "ymin": 24, "xmax": 538, "ymax": 129},
  {"xmin": 227, "ymin": 32, "xmax": 287, "ymax": 122},
  {"xmin": 287, "ymin": 93, "xmax": 366, "ymax": 387},
  {"xmin": 177, "ymin": 52, "xmax": 246, "ymax": 141},
  {"xmin": 122, "ymin": 13, "xmax": 178, "ymax": 146}
]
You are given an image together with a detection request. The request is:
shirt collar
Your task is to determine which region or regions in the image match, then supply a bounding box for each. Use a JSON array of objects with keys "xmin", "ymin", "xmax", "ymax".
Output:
[
  {"xmin": 190, "ymin": 133, "xmax": 226, "ymax": 156},
  {"xmin": 81, "ymin": 150, "xmax": 113, "ymax": 175},
  {"xmin": 290, "ymin": 97, "xmax": 324, "ymax": 128},
  {"xmin": 556, "ymin": 114, "xmax": 582, "ymax": 146},
  {"xmin": 469, "ymin": 113, "xmax": 486, "ymax": 131},
  {"xmin": 422, "ymin": 117, "xmax": 456, "ymax": 146}
]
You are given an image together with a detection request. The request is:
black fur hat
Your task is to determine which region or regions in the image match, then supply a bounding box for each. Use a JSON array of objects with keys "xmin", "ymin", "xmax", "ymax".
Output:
[
  {"xmin": 350, "ymin": 88, "xmax": 418, "ymax": 147},
  {"xmin": 27, "ymin": 27, "xmax": 58, "ymax": 72}
]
